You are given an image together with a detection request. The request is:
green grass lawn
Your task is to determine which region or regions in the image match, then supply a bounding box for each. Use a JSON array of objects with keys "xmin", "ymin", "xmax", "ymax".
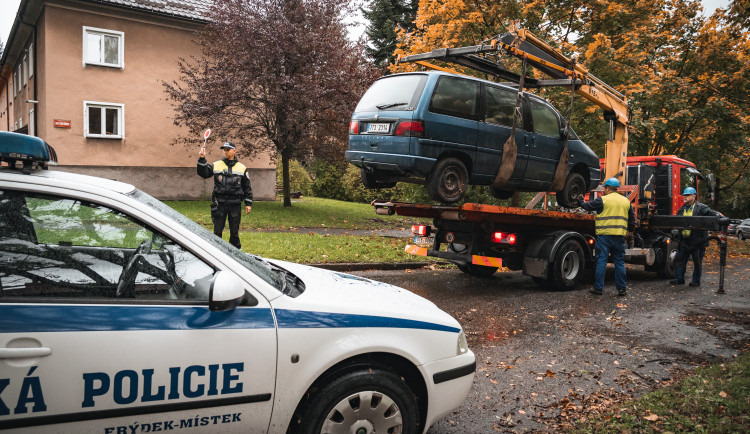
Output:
[
  {"xmin": 165, "ymin": 197, "xmax": 426, "ymax": 263},
  {"xmin": 236, "ymin": 232, "xmax": 416, "ymax": 263},
  {"xmin": 165, "ymin": 197, "xmax": 424, "ymax": 231},
  {"xmin": 573, "ymin": 353, "xmax": 750, "ymax": 433}
]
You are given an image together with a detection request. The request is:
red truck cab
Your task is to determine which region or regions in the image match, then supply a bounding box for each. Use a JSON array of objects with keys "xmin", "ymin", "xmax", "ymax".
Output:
[{"xmin": 600, "ymin": 155, "xmax": 711, "ymax": 216}]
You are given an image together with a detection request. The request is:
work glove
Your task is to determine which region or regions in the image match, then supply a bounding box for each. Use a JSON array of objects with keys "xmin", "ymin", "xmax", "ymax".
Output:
[{"xmin": 626, "ymin": 231, "xmax": 634, "ymax": 246}]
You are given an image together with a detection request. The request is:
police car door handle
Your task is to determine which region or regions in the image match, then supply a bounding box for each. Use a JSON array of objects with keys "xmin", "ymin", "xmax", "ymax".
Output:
[{"xmin": 0, "ymin": 347, "xmax": 52, "ymax": 359}]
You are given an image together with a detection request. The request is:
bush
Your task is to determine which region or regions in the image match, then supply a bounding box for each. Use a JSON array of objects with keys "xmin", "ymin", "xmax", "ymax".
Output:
[
  {"xmin": 276, "ymin": 157, "xmax": 313, "ymax": 196},
  {"xmin": 310, "ymin": 159, "xmax": 348, "ymax": 200}
]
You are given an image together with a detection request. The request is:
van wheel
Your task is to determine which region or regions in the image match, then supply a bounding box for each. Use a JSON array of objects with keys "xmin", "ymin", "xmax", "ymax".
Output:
[
  {"xmin": 458, "ymin": 263, "xmax": 498, "ymax": 277},
  {"xmin": 426, "ymin": 158, "xmax": 468, "ymax": 204},
  {"xmin": 361, "ymin": 168, "xmax": 397, "ymax": 189},
  {"xmin": 291, "ymin": 368, "xmax": 418, "ymax": 434},
  {"xmin": 487, "ymin": 186, "xmax": 514, "ymax": 200},
  {"xmin": 557, "ymin": 172, "xmax": 586, "ymax": 208}
]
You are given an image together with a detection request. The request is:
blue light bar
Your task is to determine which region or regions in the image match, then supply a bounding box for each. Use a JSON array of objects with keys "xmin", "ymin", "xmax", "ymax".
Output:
[{"xmin": 0, "ymin": 131, "xmax": 58, "ymax": 173}]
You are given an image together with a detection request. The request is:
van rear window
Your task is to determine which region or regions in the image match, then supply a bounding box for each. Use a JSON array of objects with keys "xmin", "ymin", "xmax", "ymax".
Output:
[{"xmin": 355, "ymin": 74, "xmax": 427, "ymax": 112}]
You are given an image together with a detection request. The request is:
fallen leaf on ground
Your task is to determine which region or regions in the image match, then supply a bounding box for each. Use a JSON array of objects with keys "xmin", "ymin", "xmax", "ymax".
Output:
[{"xmin": 643, "ymin": 413, "xmax": 659, "ymax": 421}]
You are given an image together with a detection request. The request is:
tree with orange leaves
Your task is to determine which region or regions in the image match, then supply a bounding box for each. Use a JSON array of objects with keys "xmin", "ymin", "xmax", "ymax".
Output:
[{"xmin": 388, "ymin": 0, "xmax": 749, "ymax": 215}]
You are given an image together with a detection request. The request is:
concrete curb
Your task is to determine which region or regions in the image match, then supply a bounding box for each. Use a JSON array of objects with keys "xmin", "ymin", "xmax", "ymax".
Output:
[{"xmin": 310, "ymin": 261, "xmax": 452, "ymax": 272}]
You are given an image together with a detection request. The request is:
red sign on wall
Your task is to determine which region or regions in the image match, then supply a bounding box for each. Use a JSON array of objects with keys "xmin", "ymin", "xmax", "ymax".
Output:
[{"xmin": 54, "ymin": 119, "xmax": 71, "ymax": 128}]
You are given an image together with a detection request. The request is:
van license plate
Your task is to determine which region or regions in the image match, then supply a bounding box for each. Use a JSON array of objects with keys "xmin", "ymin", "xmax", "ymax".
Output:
[
  {"xmin": 368, "ymin": 123, "xmax": 390, "ymax": 133},
  {"xmin": 414, "ymin": 236, "xmax": 432, "ymax": 245}
]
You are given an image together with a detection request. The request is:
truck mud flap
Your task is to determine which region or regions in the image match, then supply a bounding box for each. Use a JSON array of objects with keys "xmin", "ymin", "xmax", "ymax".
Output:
[{"xmin": 523, "ymin": 257, "xmax": 548, "ymax": 278}]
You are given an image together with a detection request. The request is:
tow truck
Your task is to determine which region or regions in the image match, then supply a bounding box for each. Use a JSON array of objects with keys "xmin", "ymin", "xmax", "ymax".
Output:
[{"xmin": 374, "ymin": 24, "xmax": 730, "ymax": 292}]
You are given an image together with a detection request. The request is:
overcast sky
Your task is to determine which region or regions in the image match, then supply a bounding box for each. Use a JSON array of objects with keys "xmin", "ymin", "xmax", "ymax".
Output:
[{"xmin": 0, "ymin": 0, "xmax": 733, "ymax": 49}]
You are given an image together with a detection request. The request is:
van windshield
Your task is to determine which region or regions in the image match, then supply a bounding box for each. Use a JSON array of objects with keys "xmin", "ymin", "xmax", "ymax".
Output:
[{"xmin": 355, "ymin": 74, "xmax": 427, "ymax": 112}]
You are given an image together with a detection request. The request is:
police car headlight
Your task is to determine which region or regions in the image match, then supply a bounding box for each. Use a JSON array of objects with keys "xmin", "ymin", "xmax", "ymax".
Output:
[{"xmin": 457, "ymin": 330, "xmax": 469, "ymax": 355}]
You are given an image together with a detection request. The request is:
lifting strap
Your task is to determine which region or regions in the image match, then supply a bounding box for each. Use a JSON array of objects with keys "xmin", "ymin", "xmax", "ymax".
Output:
[
  {"xmin": 549, "ymin": 57, "xmax": 577, "ymax": 192},
  {"xmin": 492, "ymin": 56, "xmax": 526, "ymax": 189}
]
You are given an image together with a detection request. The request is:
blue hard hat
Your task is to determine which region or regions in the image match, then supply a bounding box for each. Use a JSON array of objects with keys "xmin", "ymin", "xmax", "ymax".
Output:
[
  {"xmin": 604, "ymin": 177, "xmax": 620, "ymax": 187},
  {"xmin": 683, "ymin": 187, "xmax": 697, "ymax": 195}
]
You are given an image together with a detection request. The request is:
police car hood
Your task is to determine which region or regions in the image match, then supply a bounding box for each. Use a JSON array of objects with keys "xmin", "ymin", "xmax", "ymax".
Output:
[{"xmin": 268, "ymin": 260, "xmax": 459, "ymax": 329}]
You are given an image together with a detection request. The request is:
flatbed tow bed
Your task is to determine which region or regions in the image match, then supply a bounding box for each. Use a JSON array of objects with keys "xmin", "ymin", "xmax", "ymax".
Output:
[{"xmin": 373, "ymin": 195, "xmax": 730, "ymax": 293}]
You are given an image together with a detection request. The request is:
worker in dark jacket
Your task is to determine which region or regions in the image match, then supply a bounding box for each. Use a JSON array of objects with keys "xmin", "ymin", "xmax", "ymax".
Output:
[
  {"xmin": 576, "ymin": 178, "xmax": 636, "ymax": 296},
  {"xmin": 197, "ymin": 142, "xmax": 253, "ymax": 249},
  {"xmin": 670, "ymin": 187, "xmax": 723, "ymax": 286}
]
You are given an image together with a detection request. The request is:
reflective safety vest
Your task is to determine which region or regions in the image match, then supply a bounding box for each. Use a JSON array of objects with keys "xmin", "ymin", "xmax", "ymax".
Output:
[
  {"xmin": 595, "ymin": 192, "xmax": 631, "ymax": 236},
  {"xmin": 681, "ymin": 205, "xmax": 694, "ymax": 238},
  {"xmin": 213, "ymin": 160, "xmax": 247, "ymax": 175}
]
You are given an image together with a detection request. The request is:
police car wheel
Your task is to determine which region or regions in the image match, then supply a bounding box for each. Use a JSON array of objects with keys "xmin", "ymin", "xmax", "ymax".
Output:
[{"xmin": 295, "ymin": 368, "xmax": 418, "ymax": 434}]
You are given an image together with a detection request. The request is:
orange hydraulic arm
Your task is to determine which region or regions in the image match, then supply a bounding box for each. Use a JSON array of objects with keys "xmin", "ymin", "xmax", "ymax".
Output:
[{"xmin": 398, "ymin": 23, "xmax": 629, "ymax": 185}]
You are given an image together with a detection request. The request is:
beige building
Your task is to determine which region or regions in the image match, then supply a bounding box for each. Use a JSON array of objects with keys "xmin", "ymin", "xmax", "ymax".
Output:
[{"xmin": 0, "ymin": 0, "xmax": 276, "ymax": 200}]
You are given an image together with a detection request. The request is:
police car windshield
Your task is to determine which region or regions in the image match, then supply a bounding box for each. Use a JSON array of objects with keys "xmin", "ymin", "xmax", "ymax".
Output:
[{"xmin": 131, "ymin": 190, "xmax": 283, "ymax": 290}]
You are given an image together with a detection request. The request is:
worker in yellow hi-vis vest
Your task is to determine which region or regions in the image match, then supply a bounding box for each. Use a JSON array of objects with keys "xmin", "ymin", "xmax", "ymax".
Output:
[
  {"xmin": 197, "ymin": 142, "xmax": 253, "ymax": 249},
  {"xmin": 575, "ymin": 178, "xmax": 635, "ymax": 296},
  {"xmin": 670, "ymin": 187, "xmax": 723, "ymax": 287}
]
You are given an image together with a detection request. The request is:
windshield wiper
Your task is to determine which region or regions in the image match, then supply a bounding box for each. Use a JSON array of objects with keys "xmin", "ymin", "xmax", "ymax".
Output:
[{"xmin": 376, "ymin": 102, "xmax": 408, "ymax": 110}]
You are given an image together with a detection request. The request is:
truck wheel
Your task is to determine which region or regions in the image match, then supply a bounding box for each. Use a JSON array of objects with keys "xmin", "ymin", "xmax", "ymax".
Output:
[
  {"xmin": 549, "ymin": 239, "xmax": 584, "ymax": 290},
  {"xmin": 426, "ymin": 158, "xmax": 468, "ymax": 204},
  {"xmin": 556, "ymin": 172, "xmax": 586, "ymax": 208},
  {"xmin": 657, "ymin": 247, "xmax": 678, "ymax": 278},
  {"xmin": 458, "ymin": 263, "xmax": 498, "ymax": 277},
  {"xmin": 291, "ymin": 368, "xmax": 418, "ymax": 434},
  {"xmin": 361, "ymin": 168, "xmax": 397, "ymax": 189},
  {"xmin": 487, "ymin": 186, "xmax": 514, "ymax": 200}
]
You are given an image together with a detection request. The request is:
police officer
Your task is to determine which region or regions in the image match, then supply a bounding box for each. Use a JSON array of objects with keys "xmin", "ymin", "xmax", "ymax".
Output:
[
  {"xmin": 197, "ymin": 142, "xmax": 252, "ymax": 249},
  {"xmin": 576, "ymin": 178, "xmax": 635, "ymax": 296},
  {"xmin": 670, "ymin": 187, "xmax": 723, "ymax": 286}
]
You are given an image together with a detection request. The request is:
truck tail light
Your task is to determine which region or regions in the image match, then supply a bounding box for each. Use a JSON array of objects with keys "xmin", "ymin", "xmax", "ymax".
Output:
[
  {"xmin": 349, "ymin": 120, "xmax": 359, "ymax": 134},
  {"xmin": 395, "ymin": 121, "xmax": 424, "ymax": 137},
  {"xmin": 412, "ymin": 225, "xmax": 430, "ymax": 236},
  {"xmin": 492, "ymin": 232, "xmax": 517, "ymax": 244}
]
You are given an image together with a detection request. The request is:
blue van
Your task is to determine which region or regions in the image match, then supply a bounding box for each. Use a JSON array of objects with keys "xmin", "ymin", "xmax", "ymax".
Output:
[{"xmin": 345, "ymin": 71, "xmax": 601, "ymax": 205}]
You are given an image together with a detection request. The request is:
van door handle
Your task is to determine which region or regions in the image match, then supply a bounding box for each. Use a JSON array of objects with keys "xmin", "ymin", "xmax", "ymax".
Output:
[{"xmin": 0, "ymin": 347, "xmax": 52, "ymax": 359}]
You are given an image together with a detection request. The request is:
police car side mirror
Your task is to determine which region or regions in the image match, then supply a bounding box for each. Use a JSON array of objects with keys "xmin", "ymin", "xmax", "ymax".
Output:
[{"xmin": 209, "ymin": 271, "xmax": 246, "ymax": 311}]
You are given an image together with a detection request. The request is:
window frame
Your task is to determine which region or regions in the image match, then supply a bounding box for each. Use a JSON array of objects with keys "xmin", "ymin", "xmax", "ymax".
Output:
[
  {"xmin": 29, "ymin": 108, "xmax": 35, "ymax": 136},
  {"xmin": 82, "ymin": 26, "xmax": 125, "ymax": 69},
  {"xmin": 22, "ymin": 55, "xmax": 28, "ymax": 86},
  {"xmin": 84, "ymin": 101, "xmax": 125, "ymax": 139},
  {"xmin": 13, "ymin": 69, "xmax": 18, "ymax": 97},
  {"xmin": 28, "ymin": 44, "xmax": 34, "ymax": 78}
]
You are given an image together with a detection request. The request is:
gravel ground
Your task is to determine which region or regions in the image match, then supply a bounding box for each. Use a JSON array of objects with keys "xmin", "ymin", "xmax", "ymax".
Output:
[{"xmin": 351, "ymin": 256, "xmax": 750, "ymax": 433}]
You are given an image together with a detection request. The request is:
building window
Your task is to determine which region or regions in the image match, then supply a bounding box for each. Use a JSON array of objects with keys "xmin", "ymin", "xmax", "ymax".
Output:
[
  {"xmin": 29, "ymin": 108, "xmax": 35, "ymax": 136},
  {"xmin": 28, "ymin": 44, "xmax": 34, "ymax": 78},
  {"xmin": 13, "ymin": 70, "xmax": 18, "ymax": 97},
  {"xmin": 22, "ymin": 55, "xmax": 28, "ymax": 86},
  {"xmin": 83, "ymin": 27, "xmax": 124, "ymax": 68},
  {"xmin": 17, "ymin": 64, "xmax": 22, "ymax": 92},
  {"xmin": 84, "ymin": 101, "xmax": 124, "ymax": 138}
]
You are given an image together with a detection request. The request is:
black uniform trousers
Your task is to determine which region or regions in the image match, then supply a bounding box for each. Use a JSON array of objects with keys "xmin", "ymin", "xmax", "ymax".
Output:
[{"xmin": 212, "ymin": 202, "xmax": 242, "ymax": 249}]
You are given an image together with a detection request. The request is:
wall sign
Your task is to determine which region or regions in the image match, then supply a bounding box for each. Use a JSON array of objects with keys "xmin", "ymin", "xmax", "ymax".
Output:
[{"xmin": 54, "ymin": 119, "xmax": 71, "ymax": 128}]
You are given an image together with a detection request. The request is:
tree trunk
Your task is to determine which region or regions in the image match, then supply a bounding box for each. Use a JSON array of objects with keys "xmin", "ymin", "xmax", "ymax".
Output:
[{"xmin": 282, "ymin": 150, "xmax": 292, "ymax": 207}]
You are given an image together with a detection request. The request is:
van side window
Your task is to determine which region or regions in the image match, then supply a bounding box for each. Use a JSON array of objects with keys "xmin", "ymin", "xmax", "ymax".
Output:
[
  {"xmin": 485, "ymin": 85, "xmax": 521, "ymax": 127},
  {"xmin": 529, "ymin": 98, "xmax": 561, "ymax": 137},
  {"xmin": 430, "ymin": 77, "xmax": 479, "ymax": 119}
]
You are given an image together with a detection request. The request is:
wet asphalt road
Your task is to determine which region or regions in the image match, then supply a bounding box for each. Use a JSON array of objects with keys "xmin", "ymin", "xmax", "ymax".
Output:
[{"xmin": 350, "ymin": 256, "xmax": 750, "ymax": 433}]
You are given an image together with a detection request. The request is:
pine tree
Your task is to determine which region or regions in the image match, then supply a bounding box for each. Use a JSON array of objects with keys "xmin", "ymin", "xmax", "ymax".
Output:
[{"xmin": 362, "ymin": 0, "xmax": 418, "ymax": 67}]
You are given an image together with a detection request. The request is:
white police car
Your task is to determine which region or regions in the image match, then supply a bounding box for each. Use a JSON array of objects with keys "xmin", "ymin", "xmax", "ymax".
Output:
[{"xmin": 0, "ymin": 132, "xmax": 475, "ymax": 433}]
